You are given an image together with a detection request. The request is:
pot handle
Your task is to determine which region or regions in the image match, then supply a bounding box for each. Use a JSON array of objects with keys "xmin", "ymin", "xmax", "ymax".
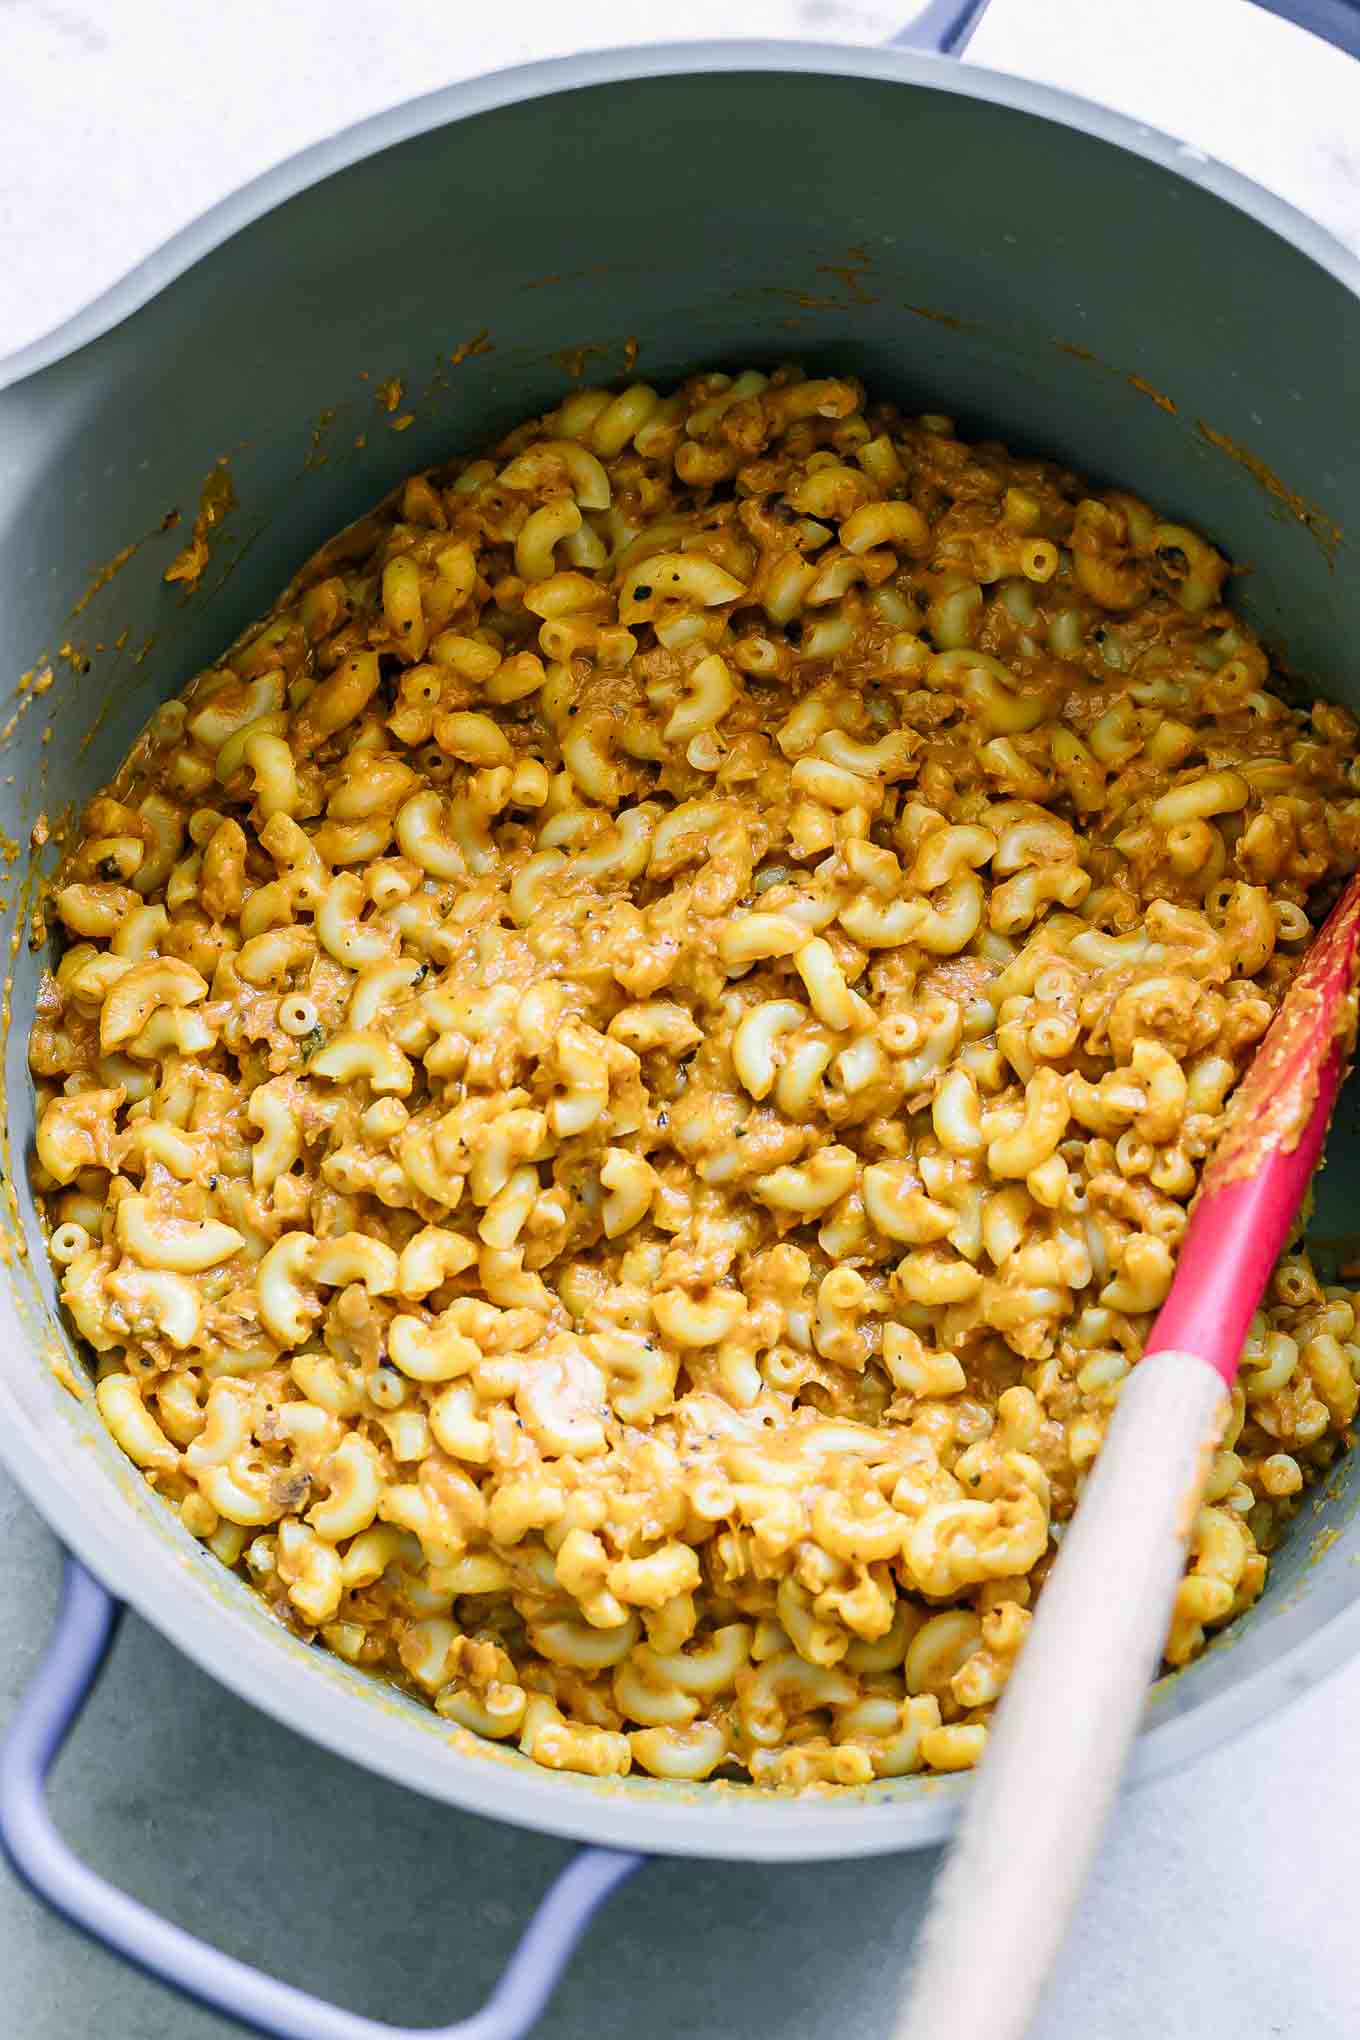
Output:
[
  {"xmin": 889, "ymin": 0, "xmax": 993, "ymax": 51},
  {"xmin": 893, "ymin": 0, "xmax": 1360, "ymax": 59},
  {"xmin": 1254, "ymin": 0, "xmax": 1360, "ymax": 55},
  {"xmin": 0, "ymin": 1555, "xmax": 644, "ymax": 2040}
]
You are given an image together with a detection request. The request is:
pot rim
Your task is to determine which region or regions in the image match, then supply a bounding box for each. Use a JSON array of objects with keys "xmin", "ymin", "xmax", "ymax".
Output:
[
  {"xmin": 4, "ymin": 37, "xmax": 1360, "ymax": 1859},
  {"xmin": 2, "ymin": 35, "xmax": 1359, "ymax": 394}
]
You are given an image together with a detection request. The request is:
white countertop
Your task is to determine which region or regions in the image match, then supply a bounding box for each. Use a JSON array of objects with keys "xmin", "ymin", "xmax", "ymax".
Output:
[
  {"xmin": 3, "ymin": 3, "xmax": 1360, "ymax": 2036},
  {"xmin": 4, "ymin": 0, "xmax": 1360, "ymax": 365}
]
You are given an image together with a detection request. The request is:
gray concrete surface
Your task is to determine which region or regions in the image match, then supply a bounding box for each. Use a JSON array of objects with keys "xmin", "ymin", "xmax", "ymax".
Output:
[
  {"xmin": 5, "ymin": 3, "xmax": 1360, "ymax": 2035},
  {"xmin": 5, "ymin": 1474, "xmax": 1360, "ymax": 2038}
]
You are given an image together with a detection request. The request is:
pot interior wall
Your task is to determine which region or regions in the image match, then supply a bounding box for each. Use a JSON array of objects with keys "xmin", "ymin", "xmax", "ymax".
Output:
[{"xmin": 2, "ymin": 57, "xmax": 1359, "ymax": 1840}]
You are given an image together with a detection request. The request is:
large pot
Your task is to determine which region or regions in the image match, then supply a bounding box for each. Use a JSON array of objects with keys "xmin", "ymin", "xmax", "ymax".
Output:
[{"xmin": 2, "ymin": 6, "xmax": 1360, "ymax": 2033}]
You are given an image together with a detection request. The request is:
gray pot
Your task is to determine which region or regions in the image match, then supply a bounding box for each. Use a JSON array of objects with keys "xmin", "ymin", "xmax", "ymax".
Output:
[{"xmin": 1, "ymin": 14, "xmax": 1359, "ymax": 2036}]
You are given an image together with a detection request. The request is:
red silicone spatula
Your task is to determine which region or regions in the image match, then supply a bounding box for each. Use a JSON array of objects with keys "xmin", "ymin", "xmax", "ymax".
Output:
[{"xmin": 899, "ymin": 872, "xmax": 1360, "ymax": 2040}]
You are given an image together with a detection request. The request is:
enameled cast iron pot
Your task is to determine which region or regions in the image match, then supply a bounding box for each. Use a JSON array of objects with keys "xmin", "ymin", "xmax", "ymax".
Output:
[{"xmin": 2, "ymin": 5, "xmax": 1360, "ymax": 2032}]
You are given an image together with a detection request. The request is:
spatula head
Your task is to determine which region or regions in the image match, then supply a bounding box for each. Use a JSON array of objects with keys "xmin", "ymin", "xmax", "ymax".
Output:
[{"xmin": 1200, "ymin": 872, "xmax": 1360, "ymax": 1200}]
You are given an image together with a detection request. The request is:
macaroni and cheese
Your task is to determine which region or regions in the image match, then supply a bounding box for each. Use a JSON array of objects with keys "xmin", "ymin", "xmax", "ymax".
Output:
[{"xmin": 29, "ymin": 366, "xmax": 1360, "ymax": 1789}]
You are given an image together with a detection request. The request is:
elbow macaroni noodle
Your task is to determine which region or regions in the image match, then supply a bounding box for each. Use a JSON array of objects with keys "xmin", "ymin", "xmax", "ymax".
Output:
[{"xmin": 29, "ymin": 366, "xmax": 1360, "ymax": 1789}]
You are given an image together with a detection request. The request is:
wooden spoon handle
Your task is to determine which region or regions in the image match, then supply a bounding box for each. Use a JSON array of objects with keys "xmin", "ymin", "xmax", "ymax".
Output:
[{"xmin": 895, "ymin": 1348, "xmax": 1226, "ymax": 2040}]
